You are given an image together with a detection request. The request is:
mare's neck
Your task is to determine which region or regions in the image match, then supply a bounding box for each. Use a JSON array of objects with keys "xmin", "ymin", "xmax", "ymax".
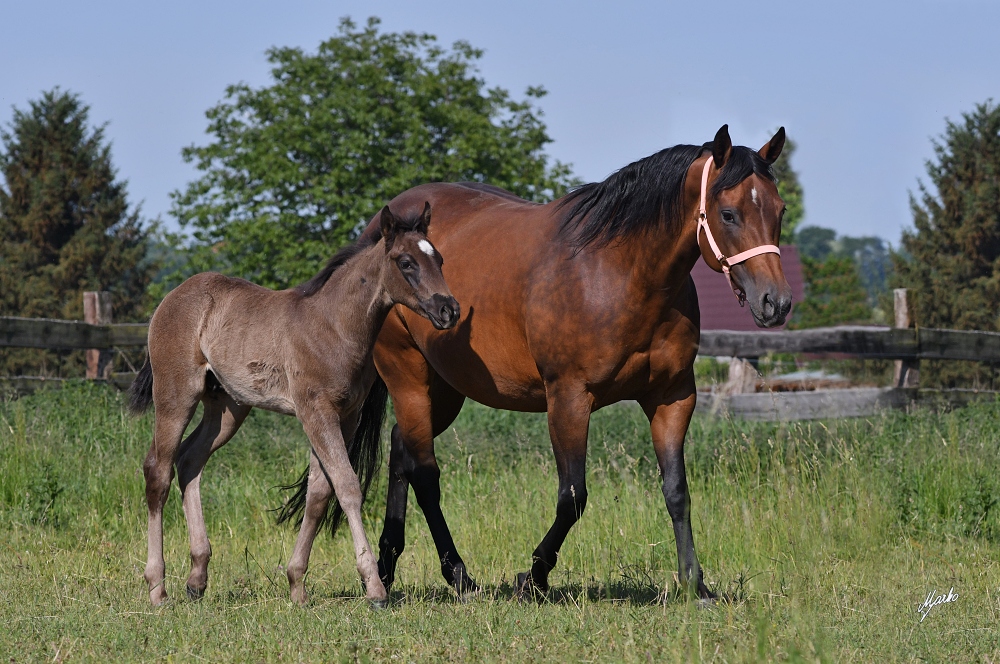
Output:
[{"xmin": 624, "ymin": 205, "xmax": 703, "ymax": 302}]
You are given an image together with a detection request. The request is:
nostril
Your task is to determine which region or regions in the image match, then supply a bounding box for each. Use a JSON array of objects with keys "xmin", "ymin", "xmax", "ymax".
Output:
[
  {"xmin": 762, "ymin": 293, "xmax": 775, "ymax": 319},
  {"xmin": 440, "ymin": 305, "xmax": 453, "ymax": 322}
]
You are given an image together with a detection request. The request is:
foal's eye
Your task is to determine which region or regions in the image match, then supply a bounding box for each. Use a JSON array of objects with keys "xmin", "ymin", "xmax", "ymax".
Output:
[
  {"xmin": 398, "ymin": 256, "xmax": 415, "ymax": 271},
  {"xmin": 721, "ymin": 210, "xmax": 736, "ymax": 223}
]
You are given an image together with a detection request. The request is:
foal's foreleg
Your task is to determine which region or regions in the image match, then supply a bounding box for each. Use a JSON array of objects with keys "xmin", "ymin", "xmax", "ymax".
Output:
[
  {"xmin": 518, "ymin": 385, "xmax": 593, "ymax": 596},
  {"xmin": 176, "ymin": 395, "xmax": 251, "ymax": 599},
  {"xmin": 641, "ymin": 380, "xmax": 714, "ymax": 600},
  {"xmin": 289, "ymin": 412, "xmax": 387, "ymax": 607}
]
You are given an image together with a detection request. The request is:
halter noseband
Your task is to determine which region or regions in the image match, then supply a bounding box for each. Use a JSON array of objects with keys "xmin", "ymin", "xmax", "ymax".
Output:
[{"xmin": 697, "ymin": 157, "xmax": 781, "ymax": 307}]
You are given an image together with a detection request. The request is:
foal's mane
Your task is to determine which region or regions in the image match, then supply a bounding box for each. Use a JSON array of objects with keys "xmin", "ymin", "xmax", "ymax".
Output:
[
  {"xmin": 295, "ymin": 212, "xmax": 424, "ymax": 297},
  {"xmin": 557, "ymin": 142, "xmax": 776, "ymax": 248}
]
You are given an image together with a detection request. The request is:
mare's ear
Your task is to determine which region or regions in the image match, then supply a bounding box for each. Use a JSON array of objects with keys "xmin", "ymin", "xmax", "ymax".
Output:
[
  {"xmin": 759, "ymin": 127, "xmax": 786, "ymax": 165},
  {"xmin": 712, "ymin": 124, "xmax": 733, "ymax": 169},
  {"xmin": 416, "ymin": 201, "xmax": 431, "ymax": 235},
  {"xmin": 379, "ymin": 206, "xmax": 398, "ymax": 253}
]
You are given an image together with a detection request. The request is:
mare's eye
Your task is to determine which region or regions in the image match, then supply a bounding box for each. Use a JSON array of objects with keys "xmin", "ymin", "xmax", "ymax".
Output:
[{"xmin": 721, "ymin": 210, "xmax": 736, "ymax": 223}]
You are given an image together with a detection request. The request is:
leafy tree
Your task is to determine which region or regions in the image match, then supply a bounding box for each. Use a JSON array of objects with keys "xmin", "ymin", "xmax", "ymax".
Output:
[
  {"xmin": 773, "ymin": 134, "xmax": 804, "ymax": 244},
  {"xmin": 171, "ymin": 17, "xmax": 578, "ymax": 289},
  {"xmin": 796, "ymin": 226, "xmax": 891, "ymax": 307},
  {"xmin": 0, "ymin": 89, "xmax": 154, "ymax": 375},
  {"xmin": 893, "ymin": 100, "xmax": 1000, "ymax": 387},
  {"xmin": 789, "ymin": 255, "xmax": 872, "ymax": 329},
  {"xmin": 795, "ymin": 226, "xmax": 836, "ymax": 261}
]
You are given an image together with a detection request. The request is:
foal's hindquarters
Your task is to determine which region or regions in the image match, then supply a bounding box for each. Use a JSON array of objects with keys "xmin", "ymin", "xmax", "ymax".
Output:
[{"xmin": 138, "ymin": 273, "xmax": 387, "ymax": 607}]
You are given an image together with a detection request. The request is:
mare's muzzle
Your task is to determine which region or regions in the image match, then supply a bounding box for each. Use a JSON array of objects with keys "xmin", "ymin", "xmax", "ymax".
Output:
[{"xmin": 422, "ymin": 294, "xmax": 460, "ymax": 330}]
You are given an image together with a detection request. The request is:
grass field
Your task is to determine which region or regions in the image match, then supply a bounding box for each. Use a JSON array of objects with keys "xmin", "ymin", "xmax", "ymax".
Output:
[{"xmin": 2, "ymin": 383, "xmax": 999, "ymax": 662}]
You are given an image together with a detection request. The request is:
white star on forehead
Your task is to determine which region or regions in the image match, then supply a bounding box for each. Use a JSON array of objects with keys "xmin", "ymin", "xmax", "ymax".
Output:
[
  {"xmin": 418, "ymin": 239, "xmax": 435, "ymax": 257},
  {"xmin": 751, "ymin": 187, "xmax": 759, "ymax": 205}
]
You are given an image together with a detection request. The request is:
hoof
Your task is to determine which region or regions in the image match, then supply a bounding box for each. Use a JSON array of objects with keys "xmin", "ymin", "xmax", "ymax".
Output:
[
  {"xmin": 186, "ymin": 585, "xmax": 205, "ymax": 601},
  {"xmin": 515, "ymin": 572, "xmax": 546, "ymax": 603},
  {"xmin": 370, "ymin": 598, "xmax": 390, "ymax": 611},
  {"xmin": 149, "ymin": 587, "xmax": 169, "ymax": 606},
  {"xmin": 451, "ymin": 564, "xmax": 479, "ymax": 599}
]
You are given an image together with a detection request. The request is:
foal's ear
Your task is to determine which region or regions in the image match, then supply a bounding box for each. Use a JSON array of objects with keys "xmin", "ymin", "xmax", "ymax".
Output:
[
  {"xmin": 712, "ymin": 124, "xmax": 733, "ymax": 169},
  {"xmin": 379, "ymin": 206, "xmax": 398, "ymax": 252},
  {"xmin": 416, "ymin": 201, "xmax": 431, "ymax": 235},
  {"xmin": 759, "ymin": 127, "xmax": 786, "ymax": 165}
]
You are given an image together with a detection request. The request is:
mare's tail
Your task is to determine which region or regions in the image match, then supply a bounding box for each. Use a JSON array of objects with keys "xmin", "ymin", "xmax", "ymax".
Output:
[
  {"xmin": 275, "ymin": 373, "xmax": 389, "ymax": 538},
  {"xmin": 127, "ymin": 357, "xmax": 154, "ymax": 416}
]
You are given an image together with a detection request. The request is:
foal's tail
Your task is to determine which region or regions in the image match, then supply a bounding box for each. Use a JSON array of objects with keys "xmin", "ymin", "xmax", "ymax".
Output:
[
  {"xmin": 275, "ymin": 374, "xmax": 389, "ymax": 538},
  {"xmin": 127, "ymin": 357, "xmax": 154, "ymax": 416}
]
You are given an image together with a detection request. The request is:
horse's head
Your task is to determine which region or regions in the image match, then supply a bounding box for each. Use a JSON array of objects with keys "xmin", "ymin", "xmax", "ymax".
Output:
[
  {"xmin": 697, "ymin": 125, "xmax": 792, "ymax": 328},
  {"xmin": 379, "ymin": 202, "xmax": 460, "ymax": 330}
]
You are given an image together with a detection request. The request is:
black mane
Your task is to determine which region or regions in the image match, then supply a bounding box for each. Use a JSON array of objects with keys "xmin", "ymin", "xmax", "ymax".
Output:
[
  {"xmin": 558, "ymin": 142, "xmax": 775, "ymax": 248},
  {"xmin": 295, "ymin": 212, "xmax": 425, "ymax": 297}
]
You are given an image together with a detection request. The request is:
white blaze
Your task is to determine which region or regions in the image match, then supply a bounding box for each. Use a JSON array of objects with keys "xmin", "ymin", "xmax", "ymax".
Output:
[{"xmin": 418, "ymin": 239, "xmax": 436, "ymax": 257}]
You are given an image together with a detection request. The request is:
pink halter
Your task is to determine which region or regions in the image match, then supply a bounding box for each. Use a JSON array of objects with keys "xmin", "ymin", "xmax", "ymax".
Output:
[{"xmin": 696, "ymin": 157, "xmax": 780, "ymax": 306}]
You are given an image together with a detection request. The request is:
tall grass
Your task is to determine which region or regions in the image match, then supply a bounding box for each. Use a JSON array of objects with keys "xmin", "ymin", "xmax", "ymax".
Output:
[{"xmin": 1, "ymin": 383, "xmax": 998, "ymax": 661}]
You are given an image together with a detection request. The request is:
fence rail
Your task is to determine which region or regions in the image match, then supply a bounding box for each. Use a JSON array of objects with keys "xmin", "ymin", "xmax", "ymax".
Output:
[
  {"xmin": 699, "ymin": 326, "xmax": 1000, "ymax": 363},
  {"xmin": 0, "ymin": 316, "xmax": 148, "ymax": 350}
]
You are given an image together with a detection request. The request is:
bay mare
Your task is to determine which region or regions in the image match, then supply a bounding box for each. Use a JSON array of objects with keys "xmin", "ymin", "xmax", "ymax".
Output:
[
  {"xmin": 128, "ymin": 204, "xmax": 459, "ymax": 608},
  {"xmin": 358, "ymin": 125, "xmax": 792, "ymax": 600}
]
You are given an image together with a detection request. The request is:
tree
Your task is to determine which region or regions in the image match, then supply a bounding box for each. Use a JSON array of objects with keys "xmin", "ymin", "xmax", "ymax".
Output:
[
  {"xmin": 789, "ymin": 255, "xmax": 872, "ymax": 329},
  {"xmin": 772, "ymin": 134, "xmax": 804, "ymax": 244},
  {"xmin": 893, "ymin": 100, "xmax": 1000, "ymax": 387},
  {"xmin": 0, "ymin": 89, "xmax": 154, "ymax": 375},
  {"xmin": 171, "ymin": 17, "xmax": 578, "ymax": 289}
]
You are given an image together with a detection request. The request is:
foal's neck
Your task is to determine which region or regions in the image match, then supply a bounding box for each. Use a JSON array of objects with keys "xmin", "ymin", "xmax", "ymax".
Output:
[{"xmin": 310, "ymin": 243, "xmax": 393, "ymax": 354}]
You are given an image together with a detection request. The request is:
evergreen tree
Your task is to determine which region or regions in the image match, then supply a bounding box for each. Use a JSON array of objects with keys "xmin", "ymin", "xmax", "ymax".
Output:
[
  {"xmin": 893, "ymin": 101, "xmax": 1000, "ymax": 387},
  {"xmin": 171, "ymin": 17, "xmax": 578, "ymax": 289},
  {"xmin": 0, "ymin": 89, "xmax": 155, "ymax": 375},
  {"xmin": 772, "ymin": 134, "xmax": 804, "ymax": 244},
  {"xmin": 789, "ymin": 255, "xmax": 871, "ymax": 329}
]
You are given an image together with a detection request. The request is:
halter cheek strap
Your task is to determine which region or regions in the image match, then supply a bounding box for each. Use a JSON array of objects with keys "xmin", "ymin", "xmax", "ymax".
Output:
[{"xmin": 697, "ymin": 158, "xmax": 781, "ymax": 307}]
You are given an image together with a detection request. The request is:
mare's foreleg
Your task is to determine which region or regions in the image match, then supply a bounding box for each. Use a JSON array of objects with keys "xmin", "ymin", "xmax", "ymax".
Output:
[
  {"xmin": 641, "ymin": 378, "xmax": 714, "ymax": 600},
  {"xmin": 176, "ymin": 393, "xmax": 251, "ymax": 599},
  {"xmin": 518, "ymin": 385, "xmax": 592, "ymax": 596}
]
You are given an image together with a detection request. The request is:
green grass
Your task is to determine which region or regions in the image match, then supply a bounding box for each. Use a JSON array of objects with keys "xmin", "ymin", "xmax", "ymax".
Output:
[{"xmin": 2, "ymin": 383, "xmax": 1000, "ymax": 662}]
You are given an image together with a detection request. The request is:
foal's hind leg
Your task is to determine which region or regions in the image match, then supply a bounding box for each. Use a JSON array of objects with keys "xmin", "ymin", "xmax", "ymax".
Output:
[
  {"xmin": 517, "ymin": 382, "xmax": 593, "ymax": 597},
  {"xmin": 143, "ymin": 381, "xmax": 201, "ymax": 605},
  {"xmin": 176, "ymin": 391, "xmax": 251, "ymax": 599}
]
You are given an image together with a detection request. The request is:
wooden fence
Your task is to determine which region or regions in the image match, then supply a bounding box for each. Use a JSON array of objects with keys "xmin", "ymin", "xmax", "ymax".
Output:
[{"xmin": 1, "ymin": 290, "xmax": 997, "ymax": 419}]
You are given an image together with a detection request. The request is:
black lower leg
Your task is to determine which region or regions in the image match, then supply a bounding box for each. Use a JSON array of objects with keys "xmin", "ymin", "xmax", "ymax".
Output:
[
  {"xmin": 378, "ymin": 428, "xmax": 409, "ymax": 590},
  {"xmin": 526, "ymin": 465, "xmax": 588, "ymax": 593},
  {"xmin": 661, "ymin": 446, "xmax": 712, "ymax": 599},
  {"xmin": 408, "ymin": 464, "xmax": 477, "ymax": 594}
]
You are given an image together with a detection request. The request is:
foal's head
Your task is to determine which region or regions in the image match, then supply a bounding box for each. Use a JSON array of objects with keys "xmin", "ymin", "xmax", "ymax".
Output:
[
  {"xmin": 698, "ymin": 125, "xmax": 792, "ymax": 327},
  {"xmin": 379, "ymin": 203, "xmax": 459, "ymax": 330}
]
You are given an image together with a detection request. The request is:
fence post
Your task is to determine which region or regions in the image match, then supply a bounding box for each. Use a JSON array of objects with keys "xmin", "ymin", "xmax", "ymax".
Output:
[
  {"xmin": 893, "ymin": 288, "xmax": 919, "ymax": 388},
  {"xmin": 83, "ymin": 291, "xmax": 113, "ymax": 380}
]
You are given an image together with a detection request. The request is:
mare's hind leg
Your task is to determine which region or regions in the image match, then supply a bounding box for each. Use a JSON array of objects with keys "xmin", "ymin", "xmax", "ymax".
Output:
[
  {"xmin": 640, "ymin": 376, "xmax": 714, "ymax": 600},
  {"xmin": 176, "ymin": 390, "xmax": 251, "ymax": 599},
  {"xmin": 517, "ymin": 382, "xmax": 593, "ymax": 597},
  {"xmin": 374, "ymin": 360, "xmax": 470, "ymax": 594},
  {"xmin": 143, "ymin": 377, "xmax": 201, "ymax": 605}
]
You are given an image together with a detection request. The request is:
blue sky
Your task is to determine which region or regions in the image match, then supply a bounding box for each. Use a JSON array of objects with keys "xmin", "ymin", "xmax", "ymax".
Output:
[{"xmin": 2, "ymin": 0, "xmax": 998, "ymax": 244}]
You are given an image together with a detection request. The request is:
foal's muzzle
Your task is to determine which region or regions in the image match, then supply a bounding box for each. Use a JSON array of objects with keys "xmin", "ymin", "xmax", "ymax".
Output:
[{"xmin": 422, "ymin": 294, "xmax": 460, "ymax": 330}]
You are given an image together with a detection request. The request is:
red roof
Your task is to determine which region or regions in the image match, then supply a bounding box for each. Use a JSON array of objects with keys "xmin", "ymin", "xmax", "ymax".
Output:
[{"xmin": 691, "ymin": 245, "xmax": 805, "ymax": 331}]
